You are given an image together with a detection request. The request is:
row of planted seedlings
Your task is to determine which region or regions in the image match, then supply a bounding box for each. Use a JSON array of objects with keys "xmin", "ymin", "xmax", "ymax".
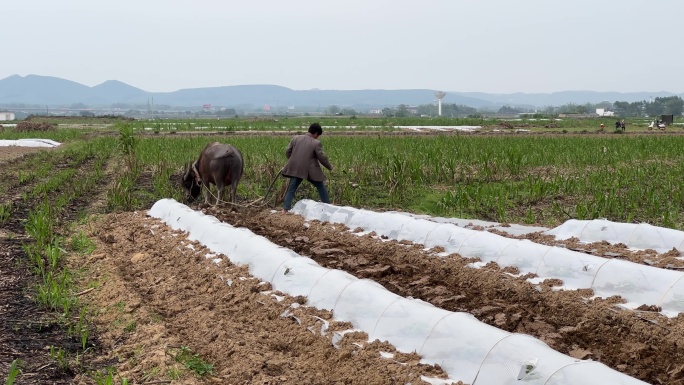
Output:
[
  {"xmin": 0, "ymin": 152, "xmax": 61, "ymax": 223},
  {"xmin": 0, "ymin": 129, "xmax": 88, "ymax": 192},
  {"xmin": 125, "ymin": 131, "xmax": 684, "ymax": 231},
  {"xmin": 13, "ymin": 137, "xmax": 118, "ymax": 381},
  {"xmin": 133, "ymin": 118, "xmax": 320, "ymax": 133},
  {"xmin": 127, "ymin": 116, "xmax": 653, "ymax": 133},
  {"xmin": 106, "ymin": 125, "xmax": 181, "ymax": 212},
  {"xmin": 11, "ymin": 125, "xmax": 221, "ymax": 383},
  {"xmin": 128, "ymin": 116, "xmax": 506, "ymax": 133}
]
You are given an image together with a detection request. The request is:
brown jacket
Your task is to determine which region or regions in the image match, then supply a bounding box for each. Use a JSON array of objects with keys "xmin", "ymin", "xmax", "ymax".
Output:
[{"xmin": 281, "ymin": 133, "xmax": 332, "ymax": 181}]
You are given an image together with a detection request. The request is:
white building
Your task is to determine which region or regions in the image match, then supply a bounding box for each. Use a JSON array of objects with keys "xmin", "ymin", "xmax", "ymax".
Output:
[
  {"xmin": 596, "ymin": 108, "xmax": 615, "ymax": 117},
  {"xmin": 0, "ymin": 112, "xmax": 15, "ymax": 121}
]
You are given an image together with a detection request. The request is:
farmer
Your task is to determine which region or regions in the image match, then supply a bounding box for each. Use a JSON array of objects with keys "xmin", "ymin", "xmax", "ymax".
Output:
[{"xmin": 281, "ymin": 122, "xmax": 334, "ymax": 213}]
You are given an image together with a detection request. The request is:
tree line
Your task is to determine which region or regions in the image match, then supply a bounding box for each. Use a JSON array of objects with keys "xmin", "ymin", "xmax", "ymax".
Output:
[{"xmin": 353, "ymin": 96, "xmax": 684, "ymax": 118}]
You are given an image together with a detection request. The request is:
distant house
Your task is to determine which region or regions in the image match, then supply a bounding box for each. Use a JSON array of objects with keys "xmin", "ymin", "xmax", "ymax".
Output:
[
  {"xmin": 0, "ymin": 112, "xmax": 15, "ymax": 121},
  {"xmin": 596, "ymin": 108, "xmax": 615, "ymax": 117},
  {"xmin": 369, "ymin": 109, "xmax": 383, "ymax": 115}
]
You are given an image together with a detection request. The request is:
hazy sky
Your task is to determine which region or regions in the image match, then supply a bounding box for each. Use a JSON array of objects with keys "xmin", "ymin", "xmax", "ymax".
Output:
[{"xmin": 3, "ymin": 0, "xmax": 681, "ymax": 93}]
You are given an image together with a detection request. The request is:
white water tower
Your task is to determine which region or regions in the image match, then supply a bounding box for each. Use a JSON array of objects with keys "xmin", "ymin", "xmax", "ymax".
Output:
[{"xmin": 434, "ymin": 91, "xmax": 446, "ymax": 116}]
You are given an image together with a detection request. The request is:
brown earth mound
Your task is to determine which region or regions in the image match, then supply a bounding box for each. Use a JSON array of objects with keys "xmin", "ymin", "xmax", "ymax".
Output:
[
  {"xmin": 14, "ymin": 122, "xmax": 56, "ymax": 132},
  {"xmin": 74, "ymin": 212, "xmax": 454, "ymax": 384},
  {"xmin": 67, "ymin": 204, "xmax": 684, "ymax": 384}
]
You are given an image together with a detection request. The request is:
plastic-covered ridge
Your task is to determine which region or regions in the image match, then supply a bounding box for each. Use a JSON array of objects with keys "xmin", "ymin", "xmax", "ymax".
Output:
[
  {"xmin": 371, "ymin": 298, "xmax": 453, "ymax": 354},
  {"xmin": 270, "ymin": 257, "xmax": 329, "ymax": 297},
  {"xmin": 546, "ymin": 218, "xmax": 684, "ymax": 253},
  {"xmin": 419, "ymin": 313, "xmax": 508, "ymax": 381},
  {"xmin": 292, "ymin": 200, "xmax": 684, "ymax": 316},
  {"xmin": 306, "ymin": 269, "xmax": 359, "ymax": 310},
  {"xmin": 535, "ymin": 247, "xmax": 608, "ymax": 290},
  {"xmin": 658, "ymin": 275, "xmax": 684, "ymax": 317},
  {"xmin": 474, "ymin": 334, "xmax": 577, "ymax": 384},
  {"xmin": 545, "ymin": 361, "xmax": 648, "ymax": 385},
  {"xmin": 333, "ymin": 279, "xmax": 401, "ymax": 332},
  {"xmin": 592, "ymin": 259, "xmax": 684, "ymax": 311},
  {"xmin": 149, "ymin": 199, "xmax": 647, "ymax": 384}
]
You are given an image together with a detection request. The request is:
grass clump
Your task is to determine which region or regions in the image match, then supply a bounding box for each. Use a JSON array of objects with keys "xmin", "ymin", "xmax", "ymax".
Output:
[
  {"xmin": 5, "ymin": 359, "xmax": 23, "ymax": 385},
  {"xmin": 169, "ymin": 346, "xmax": 214, "ymax": 378}
]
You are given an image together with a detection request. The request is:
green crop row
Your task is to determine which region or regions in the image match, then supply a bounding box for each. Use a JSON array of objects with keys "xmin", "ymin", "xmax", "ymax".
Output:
[
  {"xmin": 8, "ymin": 125, "xmax": 684, "ymax": 228},
  {"xmin": 112, "ymin": 116, "xmax": 661, "ymax": 132},
  {"xmin": 109, "ymin": 132, "xmax": 684, "ymax": 228}
]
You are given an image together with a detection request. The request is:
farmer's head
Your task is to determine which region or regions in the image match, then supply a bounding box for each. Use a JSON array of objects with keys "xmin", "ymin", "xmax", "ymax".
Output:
[{"xmin": 308, "ymin": 123, "xmax": 323, "ymax": 138}]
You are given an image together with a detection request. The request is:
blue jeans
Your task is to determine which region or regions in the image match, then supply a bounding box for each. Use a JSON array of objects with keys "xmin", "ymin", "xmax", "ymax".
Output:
[{"xmin": 283, "ymin": 177, "xmax": 330, "ymax": 210}]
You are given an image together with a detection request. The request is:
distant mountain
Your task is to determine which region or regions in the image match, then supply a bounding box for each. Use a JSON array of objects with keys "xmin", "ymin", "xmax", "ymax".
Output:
[
  {"xmin": 0, "ymin": 74, "xmax": 681, "ymax": 109},
  {"xmin": 91, "ymin": 80, "xmax": 148, "ymax": 104},
  {"xmin": 0, "ymin": 74, "xmax": 92, "ymax": 105},
  {"xmin": 150, "ymin": 85, "xmax": 495, "ymax": 109}
]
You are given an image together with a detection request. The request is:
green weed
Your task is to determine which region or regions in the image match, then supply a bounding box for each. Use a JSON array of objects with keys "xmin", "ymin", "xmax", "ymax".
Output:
[
  {"xmin": 70, "ymin": 231, "xmax": 96, "ymax": 254},
  {"xmin": 5, "ymin": 359, "xmax": 22, "ymax": 385},
  {"xmin": 169, "ymin": 346, "xmax": 214, "ymax": 378},
  {"xmin": 91, "ymin": 367, "xmax": 129, "ymax": 385},
  {"xmin": 123, "ymin": 321, "xmax": 137, "ymax": 333},
  {"xmin": 49, "ymin": 345, "xmax": 70, "ymax": 372},
  {"xmin": 0, "ymin": 202, "xmax": 11, "ymax": 223}
]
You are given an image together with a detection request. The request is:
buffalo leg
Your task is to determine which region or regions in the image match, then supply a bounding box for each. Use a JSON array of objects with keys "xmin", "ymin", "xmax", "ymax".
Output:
[
  {"xmin": 216, "ymin": 187, "xmax": 223, "ymax": 207},
  {"xmin": 230, "ymin": 184, "xmax": 238, "ymax": 211},
  {"xmin": 214, "ymin": 179, "xmax": 225, "ymax": 206},
  {"xmin": 203, "ymin": 185, "xmax": 211, "ymax": 205}
]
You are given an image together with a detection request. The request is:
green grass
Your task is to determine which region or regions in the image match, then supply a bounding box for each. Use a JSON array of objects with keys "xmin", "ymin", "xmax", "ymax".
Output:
[
  {"xmin": 169, "ymin": 346, "xmax": 214, "ymax": 378},
  {"xmin": 0, "ymin": 202, "xmax": 11, "ymax": 223},
  {"xmin": 123, "ymin": 321, "xmax": 137, "ymax": 333},
  {"xmin": 11, "ymin": 125, "xmax": 684, "ymax": 229},
  {"xmin": 103, "ymin": 115, "xmax": 674, "ymax": 133},
  {"xmin": 0, "ymin": 135, "xmax": 114, "ymax": 376},
  {"xmin": 69, "ymin": 231, "xmax": 96, "ymax": 255},
  {"xmin": 91, "ymin": 367, "xmax": 129, "ymax": 385},
  {"xmin": 5, "ymin": 359, "xmax": 22, "ymax": 385},
  {"xmin": 118, "ymin": 133, "xmax": 684, "ymax": 228}
]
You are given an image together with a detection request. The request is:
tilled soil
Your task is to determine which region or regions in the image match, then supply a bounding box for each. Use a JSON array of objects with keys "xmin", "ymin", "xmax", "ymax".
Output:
[
  {"xmin": 4, "ymin": 142, "xmax": 684, "ymax": 384},
  {"xmin": 74, "ymin": 212, "xmax": 453, "ymax": 384},
  {"xmin": 201, "ymin": 206, "xmax": 684, "ymax": 384},
  {"xmin": 64, "ymin": 204, "xmax": 684, "ymax": 384},
  {"xmin": 0, "ymin": 146, "xmax": 50, "ymax": 163}
]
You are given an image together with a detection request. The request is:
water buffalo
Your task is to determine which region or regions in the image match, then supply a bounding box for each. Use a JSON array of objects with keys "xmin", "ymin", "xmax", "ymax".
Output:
[{"xmin": 182, "ymin": 142, "xmax": 244, "ymax": 206}]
